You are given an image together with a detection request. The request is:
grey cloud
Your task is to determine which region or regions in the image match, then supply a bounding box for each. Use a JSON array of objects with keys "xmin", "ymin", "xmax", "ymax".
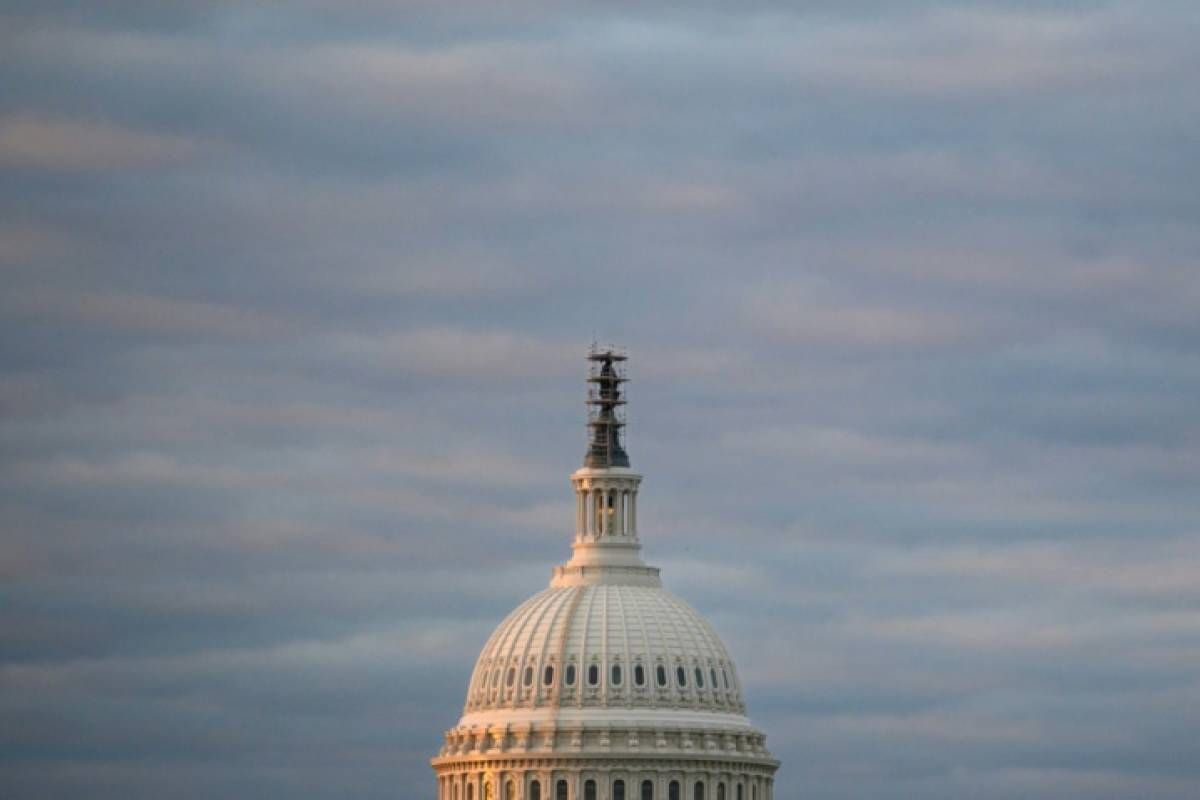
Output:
[{"xmin": 2, "ymin": 2, "xmax": 1198, "ymax": 799}]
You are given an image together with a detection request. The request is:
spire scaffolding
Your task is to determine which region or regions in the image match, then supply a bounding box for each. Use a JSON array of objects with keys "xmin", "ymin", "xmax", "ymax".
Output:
[{"xmin": 583, "ymin": 346, "xmax": 630, "ymax": 468}]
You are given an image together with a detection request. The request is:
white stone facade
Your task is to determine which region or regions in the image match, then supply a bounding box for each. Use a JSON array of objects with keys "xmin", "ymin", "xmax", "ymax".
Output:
[{"xmin": 432, "ymin": 357, "xmax": 778, "ymax": 800}]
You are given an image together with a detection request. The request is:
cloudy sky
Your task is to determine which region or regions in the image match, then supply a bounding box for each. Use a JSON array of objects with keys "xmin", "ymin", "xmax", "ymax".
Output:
[{"xmin": 2, "ymin": 2, "xmax": 1199, "ymax": 798}]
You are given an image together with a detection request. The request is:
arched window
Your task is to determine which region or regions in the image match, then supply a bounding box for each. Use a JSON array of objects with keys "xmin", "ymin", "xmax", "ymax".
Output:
[
  {"xmin": 588, "ymin": 664, "xmax": 599, "ymax": 686},
  {"xmin": 544, "ymin": 665, "xmax": 555, "ymax": 686},
  {"xmin": 493, "ymin": 669, "xmax": 501, "ymax": 687},
  {"xmin": 669, "ymin": 781, "xmax": 680, "ymax": 800},
  {"xmin": 454, "ymin": 784, "xmax": 460, "ymax": 800},
  {"xmin": 718, "ymin": 784, "xmax": 726, "ymax": 800},
  {"xmin": 656, "ymin": 665, "xmax": 667, "ymax": 687},
  {"xmin": 736, "ymin": 785, "xmax": 742, "ymax": 800},
  {"xmin": 506, "ymin": 781, "xmax": 515, "ymax": 800},
  {"xmin": 565, "ymin": 664, "xmax": 576, "ymax": 686},
  {"xmin": 634, "ymin": 664, "xmax": 646, "ymax": 686},
  {"xmin": 467, "ymin": 784, "xmax": 475, "ymax": 800},
  {"xmin": 641, "ymin": 780, "xmax": 654, "ymax": 800},
  {"xmin": 694, "ymin": 782, "xmax": 704, "ymax": 800},
  {"xmin": 506, "ymin": 668, "xmax": 515, "ymax": 687},
  {"xmin": 524, "ymin": 666, "xmax": 534, "ymax": 686},
  {"xmin": 676, "ymin": 666, "xmax": 687, "ymax": 687},
  {"xmin": 557, "ymin": 780, "xmax": 569, "ymax": 800},
  {"xmin": 611, "ymin": 664, "xmax": 622, "ymax": 686},
  {"xmin": 530, "ymin": 781, "xmax": 541, "ymax": 800},
  {"xmin": 711, "ymin": 668, "xmax": 718, "ymax": 688},
  {"xmin": 751, "ymin": 786, "xmax": 756, "ymax": 800},
  {"xmin": 613, "ymin": 779, "xmax": 626, "ymax": 800},
  {"xmin": 695, "ymin": 667, "xmax": 704, "ymax": 688},
  {"xmin": 585, "ymin": 780, "xmax": 597, "ymax": 800},
  {"xmin": 722, "ymin": 669, "xmax": 730, "ymax": 689}
]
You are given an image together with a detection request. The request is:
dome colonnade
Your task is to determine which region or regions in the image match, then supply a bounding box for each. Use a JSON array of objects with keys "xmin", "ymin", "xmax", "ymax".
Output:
[{"xmin": 432, "ymin": 349, "xmax": 778, "ymax": 800}]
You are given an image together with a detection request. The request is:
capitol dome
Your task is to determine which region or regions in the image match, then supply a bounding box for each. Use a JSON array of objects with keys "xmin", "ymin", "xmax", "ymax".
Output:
[{"xmin": 433, "ymin": 350, "xmax": 778, "ymax": 800}]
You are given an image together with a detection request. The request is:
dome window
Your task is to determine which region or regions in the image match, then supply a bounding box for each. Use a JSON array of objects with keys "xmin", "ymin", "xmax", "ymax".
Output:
[
  {"xmin": 656, "ymin": 665, "xmax": 667, "ymax": 687},
  {"xmin": 506, "ymin": 668, "xmax": 515, "ymax": 687},
  {"xmin": 711, "ymin": 668, "xmax": 718, "ymax": 688},
  {"xmin": 634, "ymin": 664, "xmax": 646, "ymax": 686},
  {"xmin": 676, "ymin": 666, "xmax": 687, "ymax": 687},
  {"xmin": 565, "ymin": 664, "xmax": 576, "ymax": 686},
  {"xmin": 523, "ymin": 666, "xmax": 534, "ymax": 687},
  {"xmin": 611, "ymin": 664, "xmax": 622, "ymax": 686},
  {"xmin": 722, "ymin": 669, "xmax": 730, "ymax": 689},
  {"xmin": 493, "ymin": 669, "xmax": 501, "ymax": 687},
  {"xmin": 695, "ymin": 667, "xmax": 704, "ymax": 688},
  {"xmin": 587, "ymin": 664, "xmax": 600, "ymax": 686},
  {"xmin": 543, "ymin": 665, "xmax": 554, "ymax": 686}
]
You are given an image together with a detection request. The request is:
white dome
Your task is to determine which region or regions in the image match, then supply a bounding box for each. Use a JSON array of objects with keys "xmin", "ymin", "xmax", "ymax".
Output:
[
  {"xmin": 462, "ymin": 584, "xmax": 746, "ymax": 723},
  {"xmin": 432, "ymin": 351, "xmax": 778, "ymax": 800}
]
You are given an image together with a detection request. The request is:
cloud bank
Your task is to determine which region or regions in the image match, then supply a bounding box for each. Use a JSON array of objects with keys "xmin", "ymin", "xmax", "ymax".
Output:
[{"xmin": 1, "ymin": 2, "xmax": 1198, "ymax": 799}]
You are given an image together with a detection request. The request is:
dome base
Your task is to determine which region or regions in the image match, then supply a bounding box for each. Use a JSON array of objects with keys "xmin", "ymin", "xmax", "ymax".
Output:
[{"xmin": 432, "ymin": 729, "xmax": 778, "ymax": 800}]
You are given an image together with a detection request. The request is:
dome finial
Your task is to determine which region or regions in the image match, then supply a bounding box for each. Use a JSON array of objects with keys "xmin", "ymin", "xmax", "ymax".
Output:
[{"xmin": 584, "ymin": 345, "xmax": 629, "ymax": 468}]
